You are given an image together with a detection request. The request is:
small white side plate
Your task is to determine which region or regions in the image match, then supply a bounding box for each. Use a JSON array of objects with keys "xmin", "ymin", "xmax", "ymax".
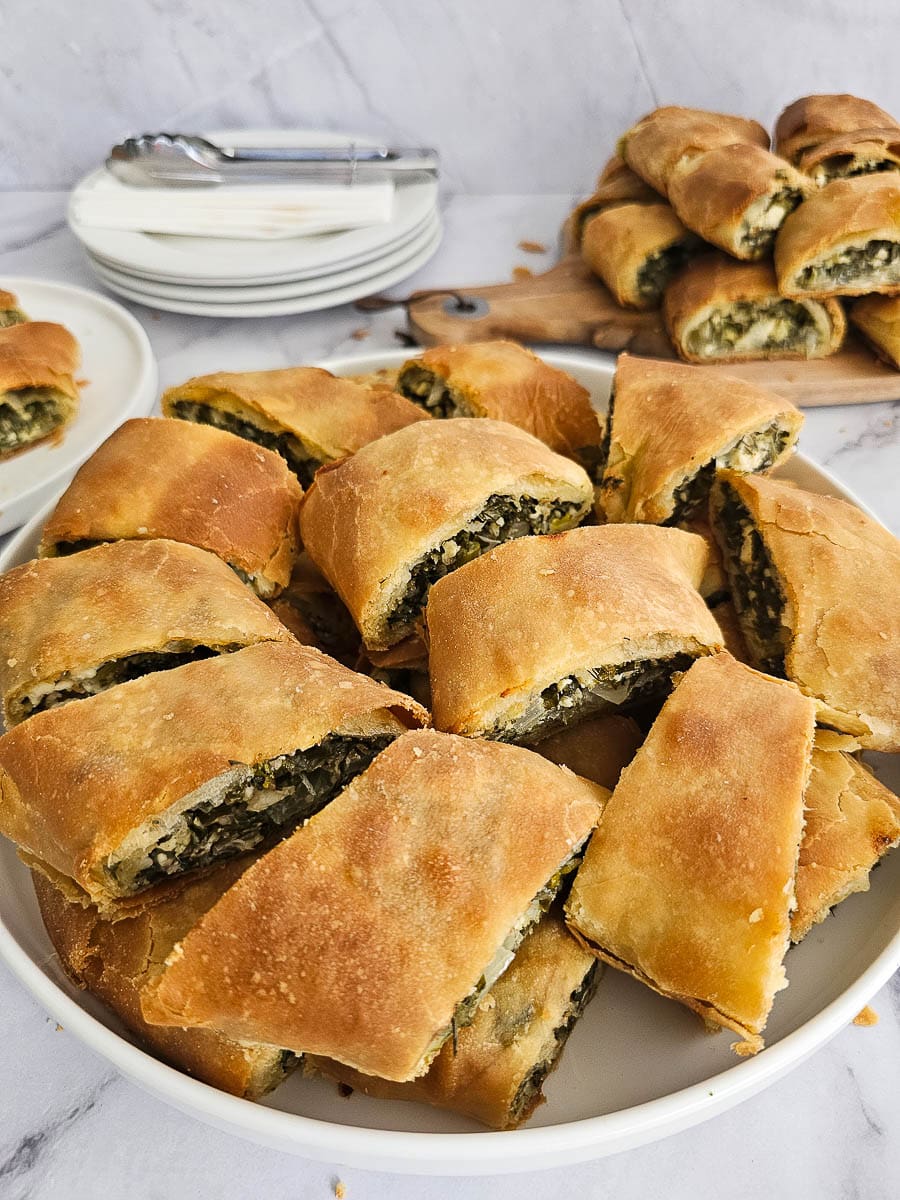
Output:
[{"xmin": 0, "ymin": 277, "xmax": 157, "ymax": 535}]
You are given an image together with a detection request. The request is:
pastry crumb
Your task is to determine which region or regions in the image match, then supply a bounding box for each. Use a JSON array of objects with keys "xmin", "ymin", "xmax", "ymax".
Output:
[
  {"xmin": 853, "ymin": 1005, "xmax": 878, "ymax": 1026},
  {"xmin": 512, "ymin": 266, "xmax": 534, "ymax": 282},
  {"xmin": 350, "ymin": 328, "xmax": 370, "ymax": 340},
  {"xmin": 518, "ymin": 239, "xmax": 547, "ymax": 254},
  {"xmin": 334, "ymin": 1180, "xmax": 347, "ymax": 1199}
]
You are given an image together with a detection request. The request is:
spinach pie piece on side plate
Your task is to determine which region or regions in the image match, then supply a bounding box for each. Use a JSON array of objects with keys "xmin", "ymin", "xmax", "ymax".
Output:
[
  {"xmin": 0, "ymin": 321, "xmax": 80, "ymax": 456},
  {"xmin": 580, "ymin": 202, "xmax": 700, "ymax": 310}
]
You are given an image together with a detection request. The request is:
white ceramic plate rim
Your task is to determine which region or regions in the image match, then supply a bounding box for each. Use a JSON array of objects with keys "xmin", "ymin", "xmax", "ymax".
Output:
[
  {"xmin": 0, "ymin": 277, "xmax": 157, "ymax": 533},
  {"xmin": 93, "ymin": 223, "xmax": 443, "ymax": 318},
  {"xmin": 1, "ymin": 349, "xmax": 895, "ymax": 1175},
  {"xmin": 69, "ymin": 130, "xmax": 439, "ymax": 283}
]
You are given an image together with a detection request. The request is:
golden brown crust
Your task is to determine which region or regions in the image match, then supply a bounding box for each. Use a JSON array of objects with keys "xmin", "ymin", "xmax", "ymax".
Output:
[
  {"xmin": 775, "ymin": 176, "xmax": 900, "ymax": 298},
  {"xmin": 581, "ymin": 203, "xmax": 696, "ymax": 310},
  {"xmin": 0, "ymin": 539, "xmax": 292, "ymax": 725},
  {"xmin": 400, "ymin": 341, "xmax": 602, "ymax": 464},
  {"xmin": 0, "ymin": 321, "xmax": 80, "ymax": 396},
  {"xmin": 796, "ymin": 127, "xmax": 900, "ymax": 185},
  {"xmin": 534, "ymin": 714, "xmax": 642, "ymax": 791},
  {"xmin": 668, "ymin": 144, "xmax": 812, "ymax": 260},
  {"xmin": 850, "ymin": 293, "xmax": 900, "ymax": 368},
  {"xmin": 308, "ymin": 912, "xmax": 599, "ymax": 1129},
  {"xmin": 664, "ymin": 254, "xmax": 847, "ymax": 362},
  {"xmin": 426, "ymin": 524, "xmax": 723, "ymax": 738},
  {"xmin": 620, "ymin": 106, "xmax": 769, "ymax": 197},
  {"xmin": 0, "ymin": 289, "xmax": 21, "ymax": 311},
  {"xmin": 599, "ymin": 352, "xmax": 802, "ymax": 524},
  {"xmin": 774, "ymin": 95, "xmax": 900, "ymax": 164},
  {"xmin": 161, "ymin": 367, "xmax": 427, "ymax": 463},
  {"xmin": 565, "ymin": 652, "xmax": 816, "ymax": 1050},
  {"xmin": 298, "ymin": 418, "xmax": 593, "ymax": 651},
  {"xmin": 38, "ymin": 418, "xmax": 303, "ymax": 595},
  {"xmin": 710, "ymin": 471, "xmax": 900, "ymax": 751},
  {"xmin": 0, "ymin": 640, "xmax": 427, "ymax": 905},
  {"xmin": 568, "ymin": 158, "xmax": 660, "ymax": 247},
  {"xmin": 141, "ymin": 730, "xmax": 603, "ymax": 1082},
  {"xmin": 32, "ymin": 863, "xmax": 296, "ymax": 1098},
  {"xmin": 792, "ymin": 750, "xmax": 900, "ymax": 941}
]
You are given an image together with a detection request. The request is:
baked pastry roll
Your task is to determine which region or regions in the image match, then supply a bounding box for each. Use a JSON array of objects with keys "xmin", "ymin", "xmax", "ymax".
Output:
[
  {"xmin": 668, "ymin": 144, "xmax": 812, "ymax": 260},
  {"xmin": 299, "ymin": 418, "xmax": 593, "ymax": 650},
  {"xmin": 566, "ymin": 652, "xmax": 817, "ymax": 1055},
  {"xmin": 567, "ymin": 157, "xmax": 659, "ymax": 248},
  {"xmin": 161, "ymin": 367, "xmax": 427, "ymax": 487},
  {"xmin": 396, "ymin": 341, "xmax": 602, "ymax": 473},
  {"xmin": 619, "ymin": 106, "xmax": 769, "ymax": 197},
  {"xmin": 792, "ymin": 749, "xmax": 900, "ymax": 942},
  {"xmin": 266, "ymin": 552, "xmax": 360, "ymax": 665},
  {"xmin": 580, "ymin": 203, "xmax": 699, "ymax": 310},
  {"xmin": 32, "ymin": 861, "xmax": 302, "ymax": 1098},
  {"xmin": 38, "ymin": 418, "xmax": 302, "ymax": 597},
  {"xmin": 0, "ymin": 289, "xmax": 27, "ymax": 327},
  {"xmin": 664, "ymin": 254, "xmax": 846, "ymax": 362},
  {"xmin": 141, "ymin": 730, "xmax": 603, "ymax": 1082},
  {"xmin": 850, "ymin": 293, "xmax": 900, "ymax": 368},
  {"xmin": 0, "ymin": 321, "xmax": 80, "ymax": 456},
  {"xmin": 774, "ymin": 94, "xmax": 900, "ymax": 165},
  {"xmin": 308, "ymin": 912, "xmax": 601, "ymax": 1129},
  {"xmin": 775, "ymin": 176, "xmax": 900, "ymax": 298},
  {"xmin": 0, "ymin": 640, "xmax": 427, "ymax": 907},
  {"xmin": 598, "ymin": 353, "xmax": 802, "ymax": 524},
  {"xmin": 0, "ymin": 539, "xmax": 291, "ymax": 726},
  {"xmin": 345, "ymin": 366, "xmax": 401, "ymax": 392},
  {"xmin": 535, "ymin": 714, "xmax": 643, "ymax": 790},
  {"xmin": 797, "ymin": 127, "xmax": 900, "ymax": 187},
  {"xmin": 426, "ymin": 524, "xmax": 723, "ymax": 743},
  {"xmin": 710, "ymin": 471, "xmax": 900, "ymax": 750}
]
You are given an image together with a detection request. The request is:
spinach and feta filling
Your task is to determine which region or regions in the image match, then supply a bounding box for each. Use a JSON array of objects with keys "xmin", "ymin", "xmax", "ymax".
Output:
[
  {"xmin": 636, "ymin": 241, "xmax": 695, "ymax": 305},
  {"xmin": 668, "ymin": 421, "xmax": 793, "ymax": 522},
  {"xmin": 0, "ymin": 308, "xmax": 26, "ymax": 329},
  {"xmin": 508, "ymin": 963, "xmax": 600, "ymax": 1124},
  {"xmin": 397, "ymin": 364, "xmax": 475, "ymax": 419},
  {"xmin": 168, "ymin": 399, "xmax": 321, "ymax": 488},
  {"xmin": 496, "ymin": 653, "xmax": 697, "ymax": 744},
  {"xmin": 739, "ymin": 184, "xmax": 806, "ymax": 256},
  {"xmin": 796, "ymin": 238, "xmax": 900, "ymax": 292},
  {"xmin": 0, "ymin": 388, "xmax": 66, "ymax": 454},
  {"xmin": 812, "ymin": 158, "xmax": 900, "ymax": 187},
  {"xmin": 12, "ymin": 643, "xmax": 232, "ymax": 721},
  {"xmin": 387, "ymin": 493, "xmax": 586, "ymax": 632},
  {"xmin": 686, "ymin": 300, "xmax": 823, "ymax": 359},
  {"xmin": 715, "ymin": 482, "xmax": 789, "ymax": 674},
  {"xmin": 108, "ymin": 732, "xmax": 394, "ymax": 894}
]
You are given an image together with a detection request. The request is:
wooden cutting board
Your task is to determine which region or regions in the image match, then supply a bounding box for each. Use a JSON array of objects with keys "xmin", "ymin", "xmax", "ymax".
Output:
[{"xmin": 402, "ymin": 255, "xmax": 900, "ymax": 407}]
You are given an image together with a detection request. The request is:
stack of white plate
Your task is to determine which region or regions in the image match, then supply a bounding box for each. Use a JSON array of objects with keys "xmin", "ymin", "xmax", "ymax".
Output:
[{"xmin": 68, "ymin": 131, "xmax": 442, "ymax": 318}]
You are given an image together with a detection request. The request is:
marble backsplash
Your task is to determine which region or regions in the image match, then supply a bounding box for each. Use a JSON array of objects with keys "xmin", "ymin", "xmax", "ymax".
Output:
[{"xmin": 3, "ymin": 0, "xmax": 900, "ymax": 193}]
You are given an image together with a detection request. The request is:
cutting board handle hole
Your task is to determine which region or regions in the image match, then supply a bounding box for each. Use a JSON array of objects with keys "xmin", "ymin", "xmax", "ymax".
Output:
[{"xmin": 442, "ymin": 295, "xmax": 488, "ymax": 317}]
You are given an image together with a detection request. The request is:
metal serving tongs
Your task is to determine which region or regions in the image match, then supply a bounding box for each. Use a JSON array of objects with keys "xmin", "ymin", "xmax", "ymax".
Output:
[{"xmin": 107, "ymin": 133, "xmax": 439, "ymax": 187}]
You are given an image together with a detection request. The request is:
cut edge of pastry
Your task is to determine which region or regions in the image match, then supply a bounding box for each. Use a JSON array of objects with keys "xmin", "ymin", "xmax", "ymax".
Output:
[{"xmin": 669, "ymin": 294, "xmax": 843, "ymax": 363}]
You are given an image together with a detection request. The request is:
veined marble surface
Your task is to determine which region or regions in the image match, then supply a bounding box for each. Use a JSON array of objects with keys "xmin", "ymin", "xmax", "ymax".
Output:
[{"xmin": 0, "ymin": 191, "xmax": 897, "ymax": 1199}]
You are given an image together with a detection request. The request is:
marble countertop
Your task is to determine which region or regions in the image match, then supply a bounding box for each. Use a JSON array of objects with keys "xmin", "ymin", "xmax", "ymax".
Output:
[{"xmin": 0, "ymin": 191, "xmax": 897, "ymax": 1199}]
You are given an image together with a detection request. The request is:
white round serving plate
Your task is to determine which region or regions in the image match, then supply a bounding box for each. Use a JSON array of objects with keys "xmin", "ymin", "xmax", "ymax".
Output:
[
  {"xmin": 92, "ymin": 222, "xmax": 443, "ymax": 318},
  {"xmin": 0, "ymin": 277, "xmax": 156, "ymax": 536},
  {"xmin": 86, "ymin": 212, "xmax": 441, "ymax": 304},
  {"xmin": 69, "ymin": 130, "xmax": 440, "ymax": 285},
  {"xmin": 0, "ymin": 348, "xmax": 897, "ymax": 1175}
]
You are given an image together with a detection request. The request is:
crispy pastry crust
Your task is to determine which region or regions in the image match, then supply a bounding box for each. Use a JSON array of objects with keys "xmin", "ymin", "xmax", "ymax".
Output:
[
  {"xmin": 535, "ymin": 715, "xmax": 643, "ymax": 790},
  {"xmin": 664, "ymin": 254, "xmax": 846, "ymax": 362},
  {"xmin": 580, "ymin": 203, "xmax": 697, "ymax": 310},
  {"xmin": 308, "ymin": 912, "xmax": 600, "ymax": 1129},
  {"xmin": 0, "ymin": 321, "xmax": 80, "ymax": 447},
  {"xmin": 792, "ymin": 750, "xmax": 900, "ymax": 942},
  {"xmin": 32, "ymin": 862, "xmax": 297, "ymax": 1098},
  {"xmin": 668, "ymin": 144, "xmax": 812, "ymax": 260},
  {"xmin": 0, "ymin": 640, "xmax": 427, "ymax": 907},
  {"xmin": 38, "ymin": 418, "xmax": 303, "ymax": 595},
  {"xmin": 774, "ymin": 95, "xmax": 900, "ymax": 164},
  {"xmin": 599, "ymin": 353, "xmax": 802, "ymax": 524},
  {"xmin": 140, "ymin": 730, "xmax": 603, "ymax": 1083},
  {"xmin": 565, "ymin": 652, "xmax": 816, "ymax": 1052},
  {"xmin": 797, "ymin": 127, "xmax": 900, "ymax": 186},
  {"xmin": 710, "ymin": 471, "xmax": 900, "ymax": 750},
  {"xmin": 0, "ymin": 539, "xmax": 292, "ymax": 726},
  {"xmin": 161, "ymin": 367, "xmax": 427, "ymax": 463},
  {"xmin": 426, "ymin": 524, "xmax": 723, "ymax": 738},
  {"xmin": 399, "ymin": 340, "xmax": 602, "ymax": 463},
  {"xmin": 775, "ymin": 176, "xmax": 900, "ymax": 298},
  {"xmin": 619, "ymin": 106, "xmax": 769, "ymax": 197},
  {"xmin": 298, "ymin": 418, "xmax": 594, "ymax": 651},
  {"xmin": 850, "ymin": 293, "xmax": 900, "ymax": 368},
  {"xmin": 567, "ymin": 157, "xmax": 659, "ymax": 247}
]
